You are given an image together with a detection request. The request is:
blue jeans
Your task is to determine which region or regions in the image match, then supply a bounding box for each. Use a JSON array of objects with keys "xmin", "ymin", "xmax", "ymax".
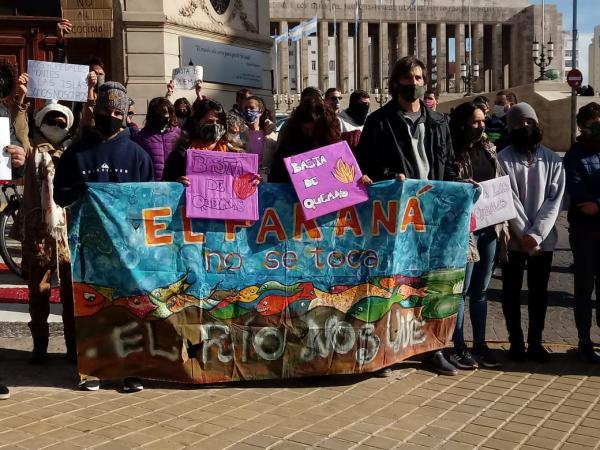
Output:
[{"xmin": 453, "ymin": 226, "xmax": 498, "ymax": 348}]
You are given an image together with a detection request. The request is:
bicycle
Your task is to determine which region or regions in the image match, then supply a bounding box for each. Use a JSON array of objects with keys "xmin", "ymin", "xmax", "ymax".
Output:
[{"xmin": 0, "ymin": 181, "xmax": 25, "ymax": 279}]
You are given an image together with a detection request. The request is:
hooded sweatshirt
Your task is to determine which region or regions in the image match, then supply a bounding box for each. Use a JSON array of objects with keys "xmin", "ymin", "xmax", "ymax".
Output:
[
  {"xmin": 54, "ymin": 127, "xmax": 154, "ymax": 207},
  {"xmin": 498, "ymin": 144, "xmax": 565, "ymax": 251}
]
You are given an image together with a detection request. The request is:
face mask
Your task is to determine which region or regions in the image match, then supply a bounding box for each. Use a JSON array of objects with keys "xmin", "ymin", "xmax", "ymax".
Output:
[
  {"xmin": 465, "ymin": 127, "xmax": 484, "ymax": 145},
  {"xmin": 398, "ymin": 84, "xmax": 426, "ymax": 103},
  {"xmin": 347, "ymin": 102, "xmax": 370, "ymax": 126},
  {"xmin": 244, "ymin": 109, "xmax": 261, "ymax": 124},
  {"xmin": 175, "ymin": 109, "xmax": 188, "ymax": 118},
  {"xmin": 40, "ymin": 124, "xmax": 69, "ymax": 144},
  {"xmin": 493, "ymin": 105, "xmax": 506, "ymax": 118},
  {"xmin": 95, "ymin": 113, "xmax": 123, "ymax": 137},
  {"xmin": 510, "ymin": 125, "xmax": 542, "ymax": 151},
  {"xmin": 424, "ymin": 99, "xmax": 436, "ymax": 109},
  {"xmin": 155, "ymin": 115, "xmax": 169, "ymax": 129},
  {"xmin": 197, "ymin": 123, "xmax": 226, "ymax": 142},
  {"xmin": 587, "ymin": 123, "xmax": 600, "ymax": 139},
  {"xmin": 333, "ymin": 99, "xmax": 341, "ymax": 110}
]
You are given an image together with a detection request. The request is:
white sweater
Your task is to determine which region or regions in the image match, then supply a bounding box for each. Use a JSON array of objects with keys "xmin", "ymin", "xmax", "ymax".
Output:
[{"xmin": 498, "ymin": 144, "xmax": 565, "ymax": 252}]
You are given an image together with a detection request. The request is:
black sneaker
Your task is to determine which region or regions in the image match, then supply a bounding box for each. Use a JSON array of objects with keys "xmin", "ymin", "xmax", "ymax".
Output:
[
  {"xmin": 507, "ymin": 343, "xmax": 527, "ymax": 362},
  {"xmin": 578, "ymin": 343, "xmax": 600, "ymax": 364},
  {"xmin": 429, "ymin": 350, "xmax": 459, "ymax": 376},
  {"xmin": 0, "ymin": 384, "xmax": 9, "ymax": 400},
  {"xmin": 527, "ymin": 345, "xmax": 551, "ymax": 363},
  {"xmin": 449, "ymin": 347, "xmax": 478, "ymax": 370},
  {"xmin": 78, "ymin": 378, "xmax": 100, "ymax": 391},
  {"xmin": 472, "ymin": 344, "xmax": 502, "ymax": 368},
  {"xmin": 123, "ymin": 377, "xmax": 143, "ymax": 392},
  {"xmin": 375, "ymin": 368, "xmax": 393, "ymax": 378}
]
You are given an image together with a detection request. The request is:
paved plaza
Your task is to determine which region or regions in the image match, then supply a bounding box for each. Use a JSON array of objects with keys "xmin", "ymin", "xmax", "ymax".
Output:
[{"xmin": 0, "ymin": 214, "xmax": 599, "ymax": 449}]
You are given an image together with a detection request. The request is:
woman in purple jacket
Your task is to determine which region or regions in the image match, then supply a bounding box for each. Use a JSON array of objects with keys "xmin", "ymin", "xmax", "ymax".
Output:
[{"xmin": 134, "ymin": 97, "xmax": 181, "ymax": 180}]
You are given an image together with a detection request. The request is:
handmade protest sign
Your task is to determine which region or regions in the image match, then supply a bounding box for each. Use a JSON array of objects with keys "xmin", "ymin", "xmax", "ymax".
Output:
[
  {"xmin": 0, "ymin": 118, "xmax": 12, "ymax": 180},
  {"xmin": 27, "ymin": 60, "xmax": 88, "ymax": 102},
  {"xmin": 68, "ymin": 180, "xmax": 477, "ymax": 384},
  {"xmin": 172, "ymin": 66, "xmax": 203, "ymax": 90},
  {"xmin": 472, "ymin": 175, "xmax": 516, "ymax": 230},
  {"xmin": 185, "ymin": 150, "xmax": 258, "ymax": 220},
  {"xmin": 285, "ymin": 141, "xmax": 369, "ymax": 220}
]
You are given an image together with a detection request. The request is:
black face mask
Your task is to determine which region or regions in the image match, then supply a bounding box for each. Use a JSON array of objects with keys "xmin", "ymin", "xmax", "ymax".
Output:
[
  {"xmin": 397, "ymin": 84, "xmax": 426, "ymax": 103},
  {"xmin": 510, "ymin": 125, "xmax": 542, "ymax": 151},
  {"xmin": 346, "ymin": 102, "xmax": 370, "ymax": 126},
  {"xmin": 464, "ymin": 127, "xmax": 484, "ymax": 145},
  {"xmin": 152, "ymin": 115, "xmax": 169, "ymax": 130},
  {"xmin": 95, "ymin": 113, "xmax": 123, "ymax": 137},
  {"xmin": 175, "ymin": 109, "xmax": 189, "ymax": 118}
]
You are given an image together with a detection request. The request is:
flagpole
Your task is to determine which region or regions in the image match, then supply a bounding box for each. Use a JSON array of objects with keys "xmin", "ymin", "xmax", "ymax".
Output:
[
  {"xmin": 415, "ymin": 0, "xmax": 418, "ymax": 58},
  {"xmin": 379, "ymin": 0, "xmax": 383, "ymax": 92},
  {"xmin": 355, "ymin": 0, "xmax": 359, "ymax": 91}
]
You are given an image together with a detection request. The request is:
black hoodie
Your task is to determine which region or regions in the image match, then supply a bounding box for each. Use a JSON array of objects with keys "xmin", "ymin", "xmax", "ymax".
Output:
[{"xmin": 54, "ymin": 127, "xmax": 154, "ymax": 207}]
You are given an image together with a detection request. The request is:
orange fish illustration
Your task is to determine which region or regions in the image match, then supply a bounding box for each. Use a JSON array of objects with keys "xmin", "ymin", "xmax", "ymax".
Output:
[
  {"xmin": 400, "ymin": 285, "xmax": 428, "ymax": 298},
  {"xmin": 309, "ymin": 283, "xmax": 392, "ymax": 313},
  {"xmin": 73, "ymin": 283, "xmax": 115, "ymax": 317}
]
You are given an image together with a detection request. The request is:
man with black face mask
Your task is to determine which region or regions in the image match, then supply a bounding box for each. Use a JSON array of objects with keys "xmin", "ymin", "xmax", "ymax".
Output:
[
  {"xmin": 565, "ymin": 102, "xmax": 600, "ymax": 363},
  {"xmin": 498, "ymin": 103, "xmax": 565, "ymax": 364},
  {"xmin": 355, "ymin": 56, "xmax": 458, "ymax": 378},
  {"xmin": 339, "ymin": 90, "xmax": 370, "ymax": 150}
]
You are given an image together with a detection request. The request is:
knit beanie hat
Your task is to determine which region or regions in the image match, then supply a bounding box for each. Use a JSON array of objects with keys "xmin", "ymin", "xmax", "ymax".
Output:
[
  {"xmin": 506, "ymin": 102, "xmax": 538, "ymax": 129},
  {"xmin": 35, "ymin": 100, "xmax": 74, "ymax": 129},
  {"xmin": 95, "ymin": 81, "xmax": 129, "ymax": 124}
]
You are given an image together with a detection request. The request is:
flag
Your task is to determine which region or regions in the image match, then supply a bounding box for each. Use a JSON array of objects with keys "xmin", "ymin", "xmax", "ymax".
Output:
[
  {"xmin": 273, "ymin": 32, "xmax": 288, "ymax": 44},
  {"xmin": 289, "ymin": 24, "xmax": 303, "ymax": 42},
  {"xmin": 409, "ymin": 0, "xmax": 416, "ymax": 7},
  {"xmin": 302, "ymin": 16, "xmax": 318, "ymax": 38}
]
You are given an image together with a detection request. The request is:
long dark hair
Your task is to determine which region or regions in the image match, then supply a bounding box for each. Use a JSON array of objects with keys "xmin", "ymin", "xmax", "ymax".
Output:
[
  {"xmin": 174, "ymin": 97, "xmax": 191, "ymax": 111},
  {"xmin": 449, "ymin": 101, "xmax": 485, "ymax": 157},
  {"xmin": 174, "ymin": 98, "xmax": 227, "ymax": 153},
  {"xmin": 285, "ymin": 96, "xmax": 340, "ymax": 150},
  {"xmin": 145, "ymin": 97, "xmax": 177, "ymax": 130},
  {"xmin": 245, "ymin": 95, "xmax": 274, "ymax": 131}
]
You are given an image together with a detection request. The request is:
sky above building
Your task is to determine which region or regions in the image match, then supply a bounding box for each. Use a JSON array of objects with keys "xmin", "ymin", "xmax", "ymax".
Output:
[{"xmin": 530, "ymin": 0, "xmax": 594, "ymax": 83}]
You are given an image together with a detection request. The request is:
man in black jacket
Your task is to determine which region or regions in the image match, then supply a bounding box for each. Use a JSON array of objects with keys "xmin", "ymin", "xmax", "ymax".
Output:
[{"xmin": 356, "ymin": 56, "xmax": 461, "ymax": 377}]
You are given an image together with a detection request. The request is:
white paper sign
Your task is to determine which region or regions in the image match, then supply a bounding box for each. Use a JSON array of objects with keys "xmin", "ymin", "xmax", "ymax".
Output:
[
  {"xmin": 172, "ymin": 66, "xmax": 203, "ymax": 90},
  {"xmin": 472, "ymin": 176, "xmax": 516, "ymax": 231},
  {"xmin": 27, "ymin": 60, "xmax": 88, "ymax": 102},
  {"xmin": 0, "ymin": 118, "xmax": 13, "ymax": 181}
]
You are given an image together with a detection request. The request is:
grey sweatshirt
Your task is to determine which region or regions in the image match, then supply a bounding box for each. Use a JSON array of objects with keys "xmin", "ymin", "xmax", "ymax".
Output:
[{"xmin": 498, "ymin": 144, "xmax": 565, "ymax": 252}]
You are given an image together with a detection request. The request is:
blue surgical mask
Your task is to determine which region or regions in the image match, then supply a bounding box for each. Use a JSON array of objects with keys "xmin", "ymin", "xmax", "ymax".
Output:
[{"xmin": 244, "ymin": 109, "xmax": 261, "ymax": 124}]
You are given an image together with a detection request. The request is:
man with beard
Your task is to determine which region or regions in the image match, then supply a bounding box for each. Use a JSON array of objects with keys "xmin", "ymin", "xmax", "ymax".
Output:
[
  {"xmin": 498, "ymin": 103, "xmax": 565, "ymax": 363},
  {"xmin": 565, "ymin": 103, "xmax": 600, "ymax": 363},
  {"xmin": 338, "ymin": 90, "xmax": 370, "ymax": 151}
]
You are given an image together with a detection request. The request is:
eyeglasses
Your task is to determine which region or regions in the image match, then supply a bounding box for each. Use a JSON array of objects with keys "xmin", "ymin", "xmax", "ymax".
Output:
[{"xmin": 45, "ymin": 118, "xmax": 67, "ymax": 129}]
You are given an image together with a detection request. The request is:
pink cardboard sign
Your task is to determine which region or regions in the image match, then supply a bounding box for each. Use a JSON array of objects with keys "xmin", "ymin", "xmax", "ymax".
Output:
[
  {"xmin": 284, "ymin": 141, "xmax": 369, "ymax": 220},
  {"xmin": 185, "ymin": 150, "xmax": 259, "ymax": 220}
]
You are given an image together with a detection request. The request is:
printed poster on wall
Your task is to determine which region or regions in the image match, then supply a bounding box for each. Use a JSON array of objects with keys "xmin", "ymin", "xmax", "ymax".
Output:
[
  {"xmin": 284, "ymin": 141, "xmax": 369, "ymax": 220},
  {"xmin": 68, "ymin": 180, "xmax": 478, "ymax": 384},
  {"xmin": 185, "ymin": 150, "xmax": 259, "ymax": 221}
]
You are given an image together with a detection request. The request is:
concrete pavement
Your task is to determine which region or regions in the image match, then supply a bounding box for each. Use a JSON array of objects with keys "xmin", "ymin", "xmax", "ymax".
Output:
[{"xmin": 0, "ymin": 213, "xmax": 599, "ymax": 449}]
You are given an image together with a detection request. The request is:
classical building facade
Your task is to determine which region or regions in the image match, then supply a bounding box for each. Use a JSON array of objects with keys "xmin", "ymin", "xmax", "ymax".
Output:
[
  {"xmin": 0, "ymin": 0, "xmax": 272, "ymax": 116},
  {"xmin": 589, "ymin": 26, "xmax": 600, "ymax": 91},
  {"xmin": 270, "ymin": 0, "xmax": 565, "ymax": 95}
]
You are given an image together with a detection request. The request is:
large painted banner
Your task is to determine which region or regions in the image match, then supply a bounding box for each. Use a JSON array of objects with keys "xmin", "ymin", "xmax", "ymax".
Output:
[{"xmin": 69, "ymin": 180, "xmax": 477, "ymax": 384}]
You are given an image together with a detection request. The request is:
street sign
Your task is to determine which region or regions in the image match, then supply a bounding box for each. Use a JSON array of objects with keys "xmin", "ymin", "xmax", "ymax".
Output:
[{"xmin": 567, "ymin": 68, "xmax": 583, "ymax": 89}]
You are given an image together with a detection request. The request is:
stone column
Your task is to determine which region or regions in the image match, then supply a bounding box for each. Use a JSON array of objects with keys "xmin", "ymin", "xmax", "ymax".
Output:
[
  {"xmin": 436, "ymin": 22, "xmax": 446, "ymax": 93},
  {"xmin": 472, "ymin": 23, "xmax": 483, "ymax": 92},
  {"xmin": 379, "ymin": 22, "xmax": 389, "ymax": 90},
  {"xmin": 454, "ymin": 23, "xmax": 464, "ymax": 94},
  {"xmin": 491, "ymin": 23, "xmax": 503, "ymax": 90},
  {"xmin": 318, "ymin": 20, "xmax": 329, "ymax": 92},
  {"xmin": 278, "ymin": 21, "xmax": 289, "ymax": 94},
  {"xmin": 398, "ymin": 22, "xmax": 408, "ymax": 60},
  {"xmin": 337, "ymin": 21, "xmax": 349, "ymax": 93},
  {"xmin": 418, "ymin": 22, "xmax": 427, "ymax": 62},
  {"xmin": 359, "ymin": 21, "xmax": 369, "ymax": 92},
  {"xmin": 300, "ymin": 35, "xmax": 309, "ymax": 92},
  {"xmin": 509, "ymin": 24, "xmax": 519, "ymax": 87}
]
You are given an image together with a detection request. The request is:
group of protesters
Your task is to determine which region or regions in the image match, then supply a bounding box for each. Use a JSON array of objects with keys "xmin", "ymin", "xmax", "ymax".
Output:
[{"xmin": 0, "ymin": 38, "xmax": 599, "ymax": 397}]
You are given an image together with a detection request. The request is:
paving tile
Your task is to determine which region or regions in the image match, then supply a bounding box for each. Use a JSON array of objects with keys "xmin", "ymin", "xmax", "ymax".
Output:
[
  {"xmin": 317, "ymin": 437, "xmax": 355, "ymax": 450},
  {"xmin": 490, "ymin": 430, "xmax": 527, "ymax": 444},
  {"xmin": 525, "ymin": 435, "xmax": 561, "ymax": 449},
  {"xmin": 451, "ymin": 432, "xmax": 487, "ymax": 446},
  {"xmin": 406, "ymin": 433, "xmax": 441, "ymax": 448},
  {"xmin": 287, "ymin": 431, "xmax": 325, "ymax": 445},
  {"xmin": 481, "ymin": 438, "xmax": 522, "ymax": 450}
]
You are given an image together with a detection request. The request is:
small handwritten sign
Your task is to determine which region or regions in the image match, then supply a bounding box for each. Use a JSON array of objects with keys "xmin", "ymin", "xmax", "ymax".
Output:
[
  {"xmin": 0, "ymin": 118, "xmax": 12, "ymax": 181},
  {"xmin": 185, "ymin": 151, "xmax": 258, "ymax": 220},
  {"xmin": 172, "ymin": 66, "xmax": 204, "ymax": 90},
  {"xmin": 284, "ymin": 141, "xmax": 369, "ymax": 220},
  {"xmin": 472, "ymin": 176, "xmax": 516, "ymax": 231},
  {"xmin": 27, "ymin": 60, "xmax": 88, "ymax": 103}
]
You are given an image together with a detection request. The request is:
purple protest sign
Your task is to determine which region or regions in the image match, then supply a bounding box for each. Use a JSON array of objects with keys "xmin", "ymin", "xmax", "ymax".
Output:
[
  {"xmin": 185, "ymin": 150, "xmax": 259, "ymax": 220},
  {"xmin": 284, "ymin": 141, "xmax": 369, "ymax": 220}
]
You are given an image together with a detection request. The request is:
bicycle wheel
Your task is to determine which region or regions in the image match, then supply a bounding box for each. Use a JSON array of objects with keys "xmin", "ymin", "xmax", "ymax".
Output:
[{"xmin": 0, "ymin": 204, "xmax": 24, "ymax": 279}]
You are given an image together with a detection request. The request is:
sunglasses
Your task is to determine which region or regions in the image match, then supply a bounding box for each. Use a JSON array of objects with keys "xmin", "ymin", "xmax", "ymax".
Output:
[
  {"xmin": 332, "ymin": 96, "xmax": 343, "ymax": 101},
  {"xmin": 45, "ymin": 118, "xmax": 67, "ymax": 129},
  {"xmin": 127, "ymin": 111, "xmax": 135, "ymax": 116}
]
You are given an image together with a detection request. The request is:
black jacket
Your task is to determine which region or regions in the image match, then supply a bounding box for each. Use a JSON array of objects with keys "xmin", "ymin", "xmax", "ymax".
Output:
[{"xmin": 355, "ymin": 100, "xmax": 457, "ymax": 182}]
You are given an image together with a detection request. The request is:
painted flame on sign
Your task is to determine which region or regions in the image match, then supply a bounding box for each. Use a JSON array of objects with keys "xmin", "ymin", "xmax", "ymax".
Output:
[{"xmin": 332, "ymin": 159, "xmax": 356, "ymax": 184}]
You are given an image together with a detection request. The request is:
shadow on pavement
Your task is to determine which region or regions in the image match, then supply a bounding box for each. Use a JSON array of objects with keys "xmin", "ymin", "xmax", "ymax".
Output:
[{"xmin": 486, "ymin": 288, "xmax": 576, "ymax": 307}]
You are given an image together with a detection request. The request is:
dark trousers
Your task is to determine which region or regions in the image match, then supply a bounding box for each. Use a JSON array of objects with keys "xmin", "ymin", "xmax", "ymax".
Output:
[
  {"xmin": 570, "ymin": 230, "xmax": 600, "ymax": 344},
  {"xmin": 501, "ymin": 250, "xmax": 553, "ymax": 347}
]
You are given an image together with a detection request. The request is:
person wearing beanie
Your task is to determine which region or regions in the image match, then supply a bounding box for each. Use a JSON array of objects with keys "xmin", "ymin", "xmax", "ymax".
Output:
[
  {"xmin": 338, "ymin": 90, "xmax": 370, "ymax": 151},
  {"xmin": 17, "ymin": 88, "xmax": 77, "ymax": 367},
  {"xmin": 53, "ymin": 79, "xmax": 153, "ymax": 393},
  {"xmin": 497, "ymin": 102, "xmax": 565, "ymax": 364}
]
